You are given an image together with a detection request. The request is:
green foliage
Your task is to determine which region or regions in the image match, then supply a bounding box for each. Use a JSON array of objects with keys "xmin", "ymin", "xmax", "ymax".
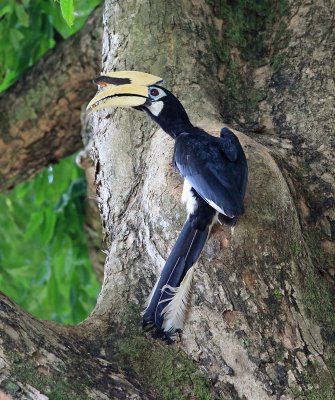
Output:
[
  {"xmin": 0, "ymin": 155, "xmax": 100, "ymax": 324},
  {"xmin": 60, "ymin": 0, "xmax": 75, "ymax": 26},
  {"xmin": 0, "ymin": 0, "xmax": 101, "ymax": 92}
]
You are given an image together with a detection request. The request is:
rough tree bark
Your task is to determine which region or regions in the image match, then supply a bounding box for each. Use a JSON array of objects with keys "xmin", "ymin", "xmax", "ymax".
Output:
[{"xmin": 1, "ymin": 0, "xmax": 334, "ymax": 399}]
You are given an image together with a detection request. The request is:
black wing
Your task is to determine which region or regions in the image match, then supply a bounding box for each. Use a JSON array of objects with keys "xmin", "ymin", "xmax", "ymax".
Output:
[
  {"xmin": 219, "ymin": 127, "xmax": 248, "ymax": 199},
  {"xmin": 174, "ymin": 129, "xmax": 247, "ymax": 218}
]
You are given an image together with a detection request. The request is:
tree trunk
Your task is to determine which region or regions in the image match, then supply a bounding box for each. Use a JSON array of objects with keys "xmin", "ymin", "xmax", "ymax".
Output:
[{"xmin": 1, "ymin": 0, "xmax": 334, "ymax": 399}]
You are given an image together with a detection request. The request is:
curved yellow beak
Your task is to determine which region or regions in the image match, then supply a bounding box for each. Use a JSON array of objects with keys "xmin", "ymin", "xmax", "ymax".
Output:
[{"xmin": 87, "ymin": 71, "xmax": 163, "ymax": 112}]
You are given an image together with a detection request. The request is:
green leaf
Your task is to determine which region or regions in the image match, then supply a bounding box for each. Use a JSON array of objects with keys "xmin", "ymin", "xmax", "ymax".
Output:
[
  {"xmin": 0, "ymin": 70, "xmax": 18, "ymax": 92},
  {"xmin": 24, "ymin": 211, "xmax": 44, "ymax": 240},
  {"xmin": 9, "ymin": 29, "xmax": 24, "ymax": 50},
  {"xmin": 0, "ymin": 0, "xmax": 102, "ymax": 92},
  {"xmin": 60, "ymin": 0, "xmax": 74, "ymax": 27},
  {"xmin": 41, "ymin": 208, "xmax": 57, "ymax": 245},
  {"xmin": 34, "ymin": 173, "xmax": 47, "ymax": 206},
  {"xmin": 0, "ymin": 3, "xmax": 12, "ymax": 19},
  {"xmin": 15, "ymin": 183, "xmax": 30, "ymax": 199},
  {"xmin": 15, "ymin": 4, "xmax": 30, "ymax": 27}
]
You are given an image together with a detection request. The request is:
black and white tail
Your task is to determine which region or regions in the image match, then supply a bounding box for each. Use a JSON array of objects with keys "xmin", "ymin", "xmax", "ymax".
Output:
[{"xmin": 142, "ymin": 186, "xmax": 217, "ymax": 341}]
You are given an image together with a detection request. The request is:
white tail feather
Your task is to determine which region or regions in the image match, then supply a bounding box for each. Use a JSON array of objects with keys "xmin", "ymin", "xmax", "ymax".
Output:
[
  {"xmin": 160, "ymin": 266, "xmax": 195, "ymax": 333},
  {"xmin": 142, "ymin": 256, "xmax": 182, "ymax": 315}
]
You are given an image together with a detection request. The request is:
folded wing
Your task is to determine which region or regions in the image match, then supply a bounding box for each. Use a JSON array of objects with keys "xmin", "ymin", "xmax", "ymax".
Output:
[{"xmin": 174, "ymin": 129, "xmax": 247, "ymax": 218}]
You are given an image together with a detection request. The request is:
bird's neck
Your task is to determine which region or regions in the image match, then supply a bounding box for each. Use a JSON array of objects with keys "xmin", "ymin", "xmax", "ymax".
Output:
[
  {"xmin": 165, "ymin": 119, "xmax": 195, "ymax": 138},
  {"xmin": 150, "ymin": 114, "xmax": 195, "ymax": 139}
]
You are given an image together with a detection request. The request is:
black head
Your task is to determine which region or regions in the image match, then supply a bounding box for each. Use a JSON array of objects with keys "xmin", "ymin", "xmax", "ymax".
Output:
[
  {"xmin": 87, "ymin": 71, "xmax": 194, "ymax": 138},
  {"xmin": 141, "ymin": 85, "xmax": 193, "ymax": 138}
]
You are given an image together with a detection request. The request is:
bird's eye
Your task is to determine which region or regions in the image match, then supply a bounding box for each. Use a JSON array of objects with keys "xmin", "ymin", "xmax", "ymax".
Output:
[{"xmin": 150, "ymin": 88, "xmax": 159, "ymax": 97}]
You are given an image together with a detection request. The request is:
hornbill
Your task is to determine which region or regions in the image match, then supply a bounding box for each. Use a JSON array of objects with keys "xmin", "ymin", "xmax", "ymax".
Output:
[{"xmin": 87, "ymin": 71, "xmax": 248, "ymax": 341}]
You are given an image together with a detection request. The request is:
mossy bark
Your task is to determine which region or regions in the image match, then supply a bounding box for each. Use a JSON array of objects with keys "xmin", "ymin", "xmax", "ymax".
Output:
[
  {"xmin": 0, "ymin": 0, "xmax": 334, "ymax": 399},
  {"xmin": 87, "ymin": 0, "xmax": 335, "ymax": 398}
]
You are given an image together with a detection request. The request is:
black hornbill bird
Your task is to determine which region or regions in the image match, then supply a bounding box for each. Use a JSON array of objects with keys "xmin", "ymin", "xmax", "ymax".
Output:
[{"xmin": 87, "ymin": 71, "xmax": 248, "ymax": 341}]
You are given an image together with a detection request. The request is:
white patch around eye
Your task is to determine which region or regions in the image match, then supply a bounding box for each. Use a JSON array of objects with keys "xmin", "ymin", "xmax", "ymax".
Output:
[
  {"xmin": 150, "ymin": 87, "xmax": 167, "ymax": 100},
  {"xmin": 147, "ymin": 101, "xmax": 164, "ymax": 116}
]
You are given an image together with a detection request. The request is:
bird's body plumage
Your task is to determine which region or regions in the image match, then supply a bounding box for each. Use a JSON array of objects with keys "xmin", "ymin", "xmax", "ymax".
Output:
[
  {"xmin": 173, "ymin": 128, "xmax": 246, "ymax": 218},
  {"xmin": 142, "ymin": 125, "xmax": 247, "ymax": 340},
  {"xmin": 87, "ymin": 71, "xmax": 248, "ymax": 341}
]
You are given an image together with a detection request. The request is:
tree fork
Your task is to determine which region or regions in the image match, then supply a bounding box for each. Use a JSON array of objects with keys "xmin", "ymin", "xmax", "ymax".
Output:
[
  {"xmin": 0, "ymin": 0, "xmax": 334, "ymax": 399},
  {"xmin": 87, "ymin": 0, "xmax": 335, "ymax": 398}
]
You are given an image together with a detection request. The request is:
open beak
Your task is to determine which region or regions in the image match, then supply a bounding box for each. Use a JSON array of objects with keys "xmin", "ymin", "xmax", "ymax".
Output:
[{"xmin": 87, "ymin": 70, "xmax": 163, "ymax": 112}]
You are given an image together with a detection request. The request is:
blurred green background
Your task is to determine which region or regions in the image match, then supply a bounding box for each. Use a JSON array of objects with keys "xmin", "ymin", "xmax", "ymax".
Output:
[{"xmin": 0, "ymin": 0, "xmax": 102, "ymax": 323}]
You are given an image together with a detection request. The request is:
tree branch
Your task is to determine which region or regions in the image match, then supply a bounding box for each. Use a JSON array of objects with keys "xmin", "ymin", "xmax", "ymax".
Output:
[
  {"xmin": 0, "ymin": 6, "xmax": 103, "ymax": 192},
  {"xmin": 0, "ymin": 292, "xmax": 151, "ymax": 399}
]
